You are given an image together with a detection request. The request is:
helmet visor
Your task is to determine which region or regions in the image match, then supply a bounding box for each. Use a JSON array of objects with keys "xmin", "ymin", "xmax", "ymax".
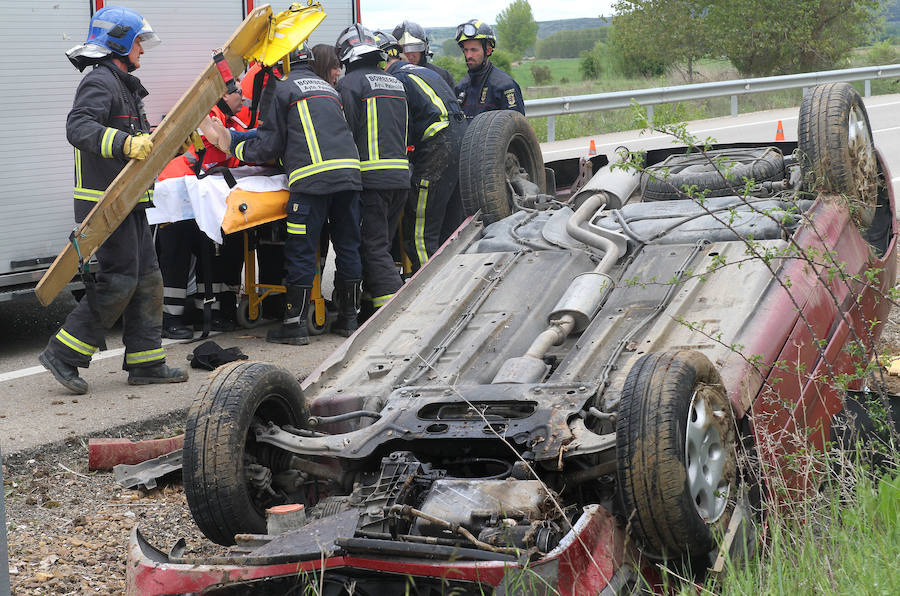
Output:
[{"xmin": 137, "ymin": 19, "xmax": 160, "ymax": 50}]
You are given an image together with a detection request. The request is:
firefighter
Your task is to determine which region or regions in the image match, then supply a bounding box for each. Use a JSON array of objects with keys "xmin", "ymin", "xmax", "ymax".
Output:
[
  {"xmin": 218, "ymin": 43, "xmax": 363, "ymax": 345},
  {"xmin": 156, "ymin": 89, "xmax": 249, "ymax": 338},
  {"xmin": 391, "ymin": 20, "xmax": 455, "ymax": 89},
  {"xmin": 311, "ymin": 43, "xmax": 342, "ymax": 87},
  {"xmin": 336, "ymin": 25, "xmax": 410, "ymax": 314},
  {"xmin": 375, "ymin": 31, "xmax": 466, "ymax": 273},
  {"xmin": 454, "ymin": 19, "xmax": 525, "ymax": 119},
  {"xmin": 39, "ymin": 5, "xmax": 188, "ymax": 394}
]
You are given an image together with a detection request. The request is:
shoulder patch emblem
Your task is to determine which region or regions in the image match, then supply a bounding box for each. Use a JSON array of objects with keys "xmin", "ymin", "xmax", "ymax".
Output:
[
  {"xmin": 504, "ymin": 89, "xmax": 516, "ymax": 107},
  {"xmin": 480, "ymin": 87, "xmax": 488, "ymax": 103}
]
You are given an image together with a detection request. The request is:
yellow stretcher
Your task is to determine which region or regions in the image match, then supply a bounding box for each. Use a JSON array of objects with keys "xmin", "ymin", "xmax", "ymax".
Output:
[{"xmin": 221, "ymin": 189, "xmax": 327, "ymax": 332}]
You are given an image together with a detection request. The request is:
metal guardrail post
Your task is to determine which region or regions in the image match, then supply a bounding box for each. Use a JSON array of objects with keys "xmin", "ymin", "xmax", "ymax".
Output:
[
  {"xmin": 730, "ymin": 95, "xmax": 738, "ymax": 117},
  {"xmin": 547, "ymin": 115, "xmax": 556, "ymax": 142},
  {"xmin": 646, "ymin": 104, "xmax": 654, "ymax": 125},
  {"xmin": 865, "ymin": 79, "xmax": 871, "ymax": 97}
]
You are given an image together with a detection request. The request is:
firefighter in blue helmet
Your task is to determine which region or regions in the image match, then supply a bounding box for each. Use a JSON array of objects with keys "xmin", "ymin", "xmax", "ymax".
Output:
[
  {"xmin": 454, "ymin": 19, "xmax": 525, "ymax": 120},
  {"xmin": 335, "ymin": 25, "xmax": 410, "ymax": 315},
  {"xmin": 222, "ymin": 42, "xmax": 364, "ymax": 345},
  {"xmin": 39, "ymin": 6, "xmax": 188, "ymax": 394},
  {"xmin": 374, "ymin": 31, "xmax": 466, "ymax": 274}
]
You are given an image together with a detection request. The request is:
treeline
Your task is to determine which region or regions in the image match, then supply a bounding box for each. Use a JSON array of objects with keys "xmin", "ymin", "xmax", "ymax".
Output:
[{"xmin": 535, "ymin": 28, "xmax": 607, "ymax": 59}]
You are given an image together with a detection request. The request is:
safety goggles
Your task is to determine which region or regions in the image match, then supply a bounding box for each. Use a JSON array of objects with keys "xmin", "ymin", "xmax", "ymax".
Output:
[{"xmin": 457, "ymin": 23, "xmax": 477, "ymax": 39}]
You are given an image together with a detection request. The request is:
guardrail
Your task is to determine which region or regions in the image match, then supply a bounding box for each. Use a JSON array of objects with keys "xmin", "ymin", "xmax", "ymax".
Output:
[{"xmin": 524, "ymin": 64, "xmax": 900, "ymax": 142}]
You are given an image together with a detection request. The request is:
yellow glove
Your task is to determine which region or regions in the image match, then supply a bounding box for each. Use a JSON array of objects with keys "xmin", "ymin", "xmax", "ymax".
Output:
[
  {"xmin": 180, "ymin": 131, "xmax": 203, "ymax": 155},
  {"xmin": 123, "ymin": 134, "xmax": 153, "ymax": 160}
]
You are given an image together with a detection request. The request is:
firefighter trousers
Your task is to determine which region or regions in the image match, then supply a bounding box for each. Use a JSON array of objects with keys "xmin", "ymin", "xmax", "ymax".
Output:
[
  {"xmin": 47, "ymin": 210, "xmax": 165, "ymax": 370},
  {"xmin": 285, "ymin": 190, "xmax": 362, "ymax": 287},
  {"xmin": 360, "ymin": 188, "xmax": 406, "ymax": 307},
  {"xmin": 403, "ymin": 119, "xmax": 465, "ymax": 272},
  {"xmin": 156, "ymin": 219, "xmax": 243, "ymax": 319}
]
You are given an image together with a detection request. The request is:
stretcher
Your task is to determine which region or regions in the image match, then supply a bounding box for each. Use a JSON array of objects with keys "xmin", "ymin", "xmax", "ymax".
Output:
[{"xmin": 221, "ymin": 188, "xmax": 327, "ymax": 332}]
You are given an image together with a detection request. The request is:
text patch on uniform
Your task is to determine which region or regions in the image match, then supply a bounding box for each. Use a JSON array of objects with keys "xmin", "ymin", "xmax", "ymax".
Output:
[
  {"xmin": 294, "ymin": 78, "xmax": 339, "ymax": 96},
  {"xmin": 365, "ymin": 74, "xmax": 405, "ymax": 92}
]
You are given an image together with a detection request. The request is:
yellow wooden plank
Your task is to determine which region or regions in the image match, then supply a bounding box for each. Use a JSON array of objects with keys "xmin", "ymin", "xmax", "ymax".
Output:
[{"xmin": 36, "ymin": 5, "xmax": 274, "ymax": 306}]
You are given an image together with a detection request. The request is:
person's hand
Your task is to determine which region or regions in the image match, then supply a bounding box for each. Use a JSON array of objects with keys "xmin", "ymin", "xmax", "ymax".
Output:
[
  {"xmin": 123, "ymin": 134, "xmax": 153, "ymax": 160},
  {"xmin": 198, "ymin": 116, "xmax": 232, "ymax": 153},
  {"xmin": 180, "ymin": 130, "xmax": 203, "ymax": 154}
]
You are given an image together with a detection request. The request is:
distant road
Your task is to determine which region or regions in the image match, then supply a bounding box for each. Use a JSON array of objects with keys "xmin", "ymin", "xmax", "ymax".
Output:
[{"xmin": 541, "ymin": 93, "xmax": 900, "ymax": 185}]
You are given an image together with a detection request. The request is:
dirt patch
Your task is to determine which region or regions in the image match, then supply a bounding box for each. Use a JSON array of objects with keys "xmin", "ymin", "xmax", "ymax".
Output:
[{"xmin": 4, "ymin": 412, "xmax": 226, "ymax": 595}]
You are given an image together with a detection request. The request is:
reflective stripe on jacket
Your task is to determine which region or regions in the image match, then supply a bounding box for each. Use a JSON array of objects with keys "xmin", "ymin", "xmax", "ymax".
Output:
[
  {"xmin": 338, "ymin": 64, "xmax": 410, "ymax": 190},
  {"xmin": 233, "ymin": 63, "xmax": 361, "ymax": 195},
  {"xmin": 386, "ymin": 61, "xmax": 462, "ymax": 147},
  {"xmin": 66, "ymin": 61, "xmax": 153, "ymax": 222}
]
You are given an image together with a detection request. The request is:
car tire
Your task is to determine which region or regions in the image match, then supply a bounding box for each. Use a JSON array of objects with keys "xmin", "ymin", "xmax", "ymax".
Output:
[
  {"xmin": 641, "ymin": 147, "xmax": 785, "ymax": 201},
  {"xmin": 183, "ymin": 361, "xmax": 309, "ymax": 545},
  {"xmin": 459, "ymin": 110, "xmax": 546, "ymax": 225},
  {"xmin": 616, "ymin": 350, "xmax": 737, "ymax": 560},
  {"xmin": 798, "ymin": 82, "xmax": 878, "ymax": 221}
]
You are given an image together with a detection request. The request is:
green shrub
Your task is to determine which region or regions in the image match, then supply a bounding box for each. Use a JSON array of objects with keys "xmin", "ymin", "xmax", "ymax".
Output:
[
  {"xmin": 530, "ymin": 64, "xmax": 553, "ymax": 85},
  {"xmin": 867, "ymin": 41, "xmax": 899, "ymax": 65},
  {"xmin": 491, "ymin": 49, "xmax": 513, "ymax": 73},
  {"xmin": 432, "ymin": 56, "xmax": 467, "ymax": 84},
  {"xmin": 579, "ymin": 41, "xmax": 605, "ymax": 79}
]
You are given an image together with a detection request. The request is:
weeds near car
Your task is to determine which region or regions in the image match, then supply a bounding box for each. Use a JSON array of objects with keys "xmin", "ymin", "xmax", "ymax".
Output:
[{"xmin": 614, "ymin": 106, "xmax": 898, "ymax": 594}]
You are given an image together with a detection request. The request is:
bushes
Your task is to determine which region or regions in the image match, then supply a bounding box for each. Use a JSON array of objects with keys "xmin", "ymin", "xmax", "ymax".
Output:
[
  {"xmin": 530, "ymin": 64, "xmax": 553, "ymax": 84},
  {"xmin": 490, "ymin": 49, "xmax": 514, "ymax": 73},
  {"xmin": 579, "ymin": 41, "xmax": 605, "ymax": 79},
  {"xmin": 867, "ymin": 41, "xmax": 899, "ymax": 65},
  {"xmin": 432, "ymin": 56, "xmax": 467, "ymax": 84},
  {"xmin": 535, "ymin": 28, "xmax": 608, "ymax": 59}
]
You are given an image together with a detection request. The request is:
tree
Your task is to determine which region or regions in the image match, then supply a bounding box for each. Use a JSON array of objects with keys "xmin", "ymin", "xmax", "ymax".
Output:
[
  {"xmin": 707, "ymin": 0, "xmax": 882, "ymax": 76},
  {"xmin": 535, "ymin": 28, "xmax": 608, "ymax": 59},
  {"xmin": 441, "ymin": 37, "xmax": 461, "ymax": 58},
  {"xmin": 611, "ymin": 1, "xmax": 713, "ymax": 81},
  {"xmin": 496, "ymin": 0, "xmax": 539, "ymax": 59}
]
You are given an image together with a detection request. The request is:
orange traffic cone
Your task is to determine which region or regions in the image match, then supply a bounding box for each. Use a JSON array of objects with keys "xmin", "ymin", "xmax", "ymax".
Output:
[
  {"xmin": 588, "ymin": 139, "xmax": 597, "ymax": 156},
  {"xmin": 775, "ymin": 120, "xmax": 785, "ymax": 141}
]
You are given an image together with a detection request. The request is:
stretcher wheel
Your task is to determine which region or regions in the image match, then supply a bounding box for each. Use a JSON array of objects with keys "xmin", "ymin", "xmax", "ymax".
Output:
[
  {"xmin": 307, "ymin": 300, "xmax": 327, "ymax": 335},
  {"xmin": 237, "ymin": 297, "xmax": 264, "ymax": 328}
]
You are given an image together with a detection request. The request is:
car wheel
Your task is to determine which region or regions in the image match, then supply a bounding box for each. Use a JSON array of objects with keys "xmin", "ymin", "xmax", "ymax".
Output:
[
  {"xmin": 183, "ymin": 361, "xmax": 309, "ymax": 545},
  {"xmin": 798, "ymin": 82, "xmax": 878, "ymax": 223},
  {"xmin": 459, "ymin": 110, "xmax": 546, "ymax": 225},
  {"xmin": 640, "ymin": 147, "xmax": 785, "ymax": 201},
  {"xmin": 616, "ymin": 350, "xmax": 737, "ymax": 560},
  {"xmin": 236, "ymin": 296, "xmax": 264, "ymax": 328}
]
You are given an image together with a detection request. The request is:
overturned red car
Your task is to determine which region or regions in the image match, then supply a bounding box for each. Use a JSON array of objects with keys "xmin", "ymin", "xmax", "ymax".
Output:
[{"xmin": 127, "ymin": 83, "xmax": 896, "ymax": 595}]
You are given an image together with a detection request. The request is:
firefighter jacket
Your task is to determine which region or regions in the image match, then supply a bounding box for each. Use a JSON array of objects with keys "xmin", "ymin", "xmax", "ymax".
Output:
[
  {"xmin": 422, "ymin": 61, "xmax": 455, "ymax": 89},
  {"xmin": 66, "ymin": 61, "xmax": 153, "ymax": 222},
  {"xmin": 454, "ymin": 61, "xmax": 525, "ymax": 120},
  {"xmin": 386, "ymin": 61, "xmax": 463, "ymax": 147},
  {"xmin": 338, "ymin": 64, "xmax": 410, "ymax": 190},
  {"xmin": 233, "ymin": 64, "xmax": 361, "ymax": 195}
]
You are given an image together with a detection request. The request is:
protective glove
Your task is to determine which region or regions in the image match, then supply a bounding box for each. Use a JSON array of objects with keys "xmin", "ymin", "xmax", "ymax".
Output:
[
  {"xmin": 180, "ymin": 130, "xmax": 204, "ymax": 155},
  {"xmin": 123, "ymin": 134, "xmax": 153, "ymax": 160}
]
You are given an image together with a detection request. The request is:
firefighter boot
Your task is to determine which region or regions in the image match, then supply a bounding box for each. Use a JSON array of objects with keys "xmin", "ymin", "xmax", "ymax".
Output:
[
  {"xmin": 39, "ymin": 350, "xmax": 88, "ymax": 395},
  {"xmin": 331, "ymin": 279, "xmax": 362, "ymax": 337},
  {"xmin": 128, "ymin": 364, "xmax": 189, "ymax": 385},
  {"xmin": 162, "ymin": 313, "xmax": 193, "ymax": 340},
  {"xmin": 266, "ymin": 285, "xmax": 310, "ymax": 346}
]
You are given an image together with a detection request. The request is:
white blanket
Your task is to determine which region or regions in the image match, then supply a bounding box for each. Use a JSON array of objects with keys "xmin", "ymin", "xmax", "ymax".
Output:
[{"xmin": 147, "ymin": 165, "xmax": 288, "ymax": 243}]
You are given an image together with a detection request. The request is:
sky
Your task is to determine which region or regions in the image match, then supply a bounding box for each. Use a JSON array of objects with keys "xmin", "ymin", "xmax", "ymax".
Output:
[{"xmin": 358, "ymin": 1, "xmax": 616, "ymax": 31}]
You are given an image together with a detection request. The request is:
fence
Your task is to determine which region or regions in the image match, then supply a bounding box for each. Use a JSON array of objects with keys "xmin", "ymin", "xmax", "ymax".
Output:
[{"xmin": 524, "ymin": 64, "xmax": 900, "ymax": 142}]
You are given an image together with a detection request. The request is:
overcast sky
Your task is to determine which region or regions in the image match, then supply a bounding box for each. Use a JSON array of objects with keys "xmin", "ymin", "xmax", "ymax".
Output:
[{"xmin": 358, "ymin": 1, "xmax": 616, "ymax": 30}]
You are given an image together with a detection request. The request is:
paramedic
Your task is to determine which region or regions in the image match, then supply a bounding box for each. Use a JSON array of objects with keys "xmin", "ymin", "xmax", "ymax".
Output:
[
  {"xmin": 225, "ymin": 43, "xmax": 363, "ymax": 345},
  {"xmin": 454, "ymin": 20, "xmax": 525, "ymax": 119},
  {"xmin": 336, "ymin": 25, "xmax": 410, "ymax": 315},
  {"xmin": 39, "ymin": 6, "xmax": 188, "ymax": 394},
  {"xmin": 376, "ymin": 31, "xmax": 466, "ymax": 273}
]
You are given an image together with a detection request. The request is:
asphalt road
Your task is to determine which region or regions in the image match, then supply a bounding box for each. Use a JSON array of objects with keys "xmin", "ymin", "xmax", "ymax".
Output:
[{"xmin": 3, "ymin": 94, "xmax": 900, "ymax": 454}]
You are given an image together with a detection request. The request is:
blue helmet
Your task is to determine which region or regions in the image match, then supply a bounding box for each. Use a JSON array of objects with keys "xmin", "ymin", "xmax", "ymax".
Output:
[{"xmin": 66, "ymin": 6, "xmax": 160, "ymax": 71}]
